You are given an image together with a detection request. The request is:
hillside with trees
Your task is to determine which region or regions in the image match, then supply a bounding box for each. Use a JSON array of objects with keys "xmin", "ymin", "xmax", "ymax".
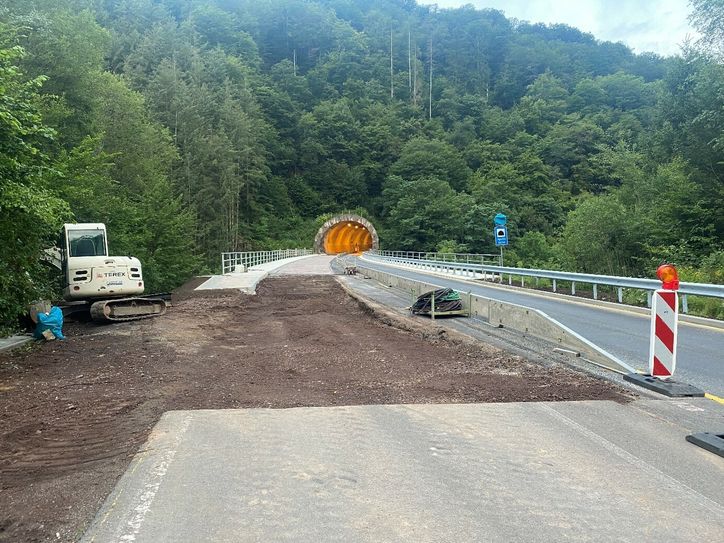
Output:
[{"xmin": 1, "ymin": 0, "xmax": 722, "ymax": 328}]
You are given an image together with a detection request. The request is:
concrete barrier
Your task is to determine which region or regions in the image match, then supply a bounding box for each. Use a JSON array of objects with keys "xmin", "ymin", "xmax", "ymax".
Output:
[{"xmin": 356, "ymin": 263, "xmax": 636, "ymax": 374}]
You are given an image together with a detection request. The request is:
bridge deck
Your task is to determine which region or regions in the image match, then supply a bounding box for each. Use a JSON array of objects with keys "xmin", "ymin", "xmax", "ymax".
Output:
[{"xmin": 194, "ymin": 255, "xmax": 332, "ymax": 293}]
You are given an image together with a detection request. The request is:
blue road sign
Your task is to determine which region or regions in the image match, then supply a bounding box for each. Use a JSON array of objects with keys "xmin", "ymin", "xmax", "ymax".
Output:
[
  {"xmin": 494, "ymin": 213, "xmax": 507, "ymax": 226},
  {"xmin": 494, "ymin": 226, "xmax": 508, "ymax": 246}
]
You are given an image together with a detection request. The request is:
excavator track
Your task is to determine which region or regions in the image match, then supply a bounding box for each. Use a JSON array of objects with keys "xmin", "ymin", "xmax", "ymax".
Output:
[{"xmin": 89, "ymin": 297, "xmax": 167, "ymax": 322}]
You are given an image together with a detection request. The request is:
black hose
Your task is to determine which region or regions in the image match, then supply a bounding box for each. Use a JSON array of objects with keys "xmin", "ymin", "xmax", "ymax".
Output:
[{"xmin": 411, "ymin": 288, "xmax": 462, "ymax": 314}]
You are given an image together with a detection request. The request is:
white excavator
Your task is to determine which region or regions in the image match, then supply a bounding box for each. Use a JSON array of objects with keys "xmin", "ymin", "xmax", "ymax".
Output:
[{"xmin": 43, "ymin": 223, "xmax": 167, "ymax": 322}]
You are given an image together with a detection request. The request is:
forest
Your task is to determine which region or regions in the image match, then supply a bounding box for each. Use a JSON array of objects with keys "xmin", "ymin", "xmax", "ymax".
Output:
[{"xmin": 0, "ymin": 0, "xmax": 722, "ymax": 328}]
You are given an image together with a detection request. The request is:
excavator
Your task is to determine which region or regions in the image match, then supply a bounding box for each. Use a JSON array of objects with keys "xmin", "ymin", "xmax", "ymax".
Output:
[{"xmin": 43, "ymin": 223, "xmax": 167, "ymax": 322}]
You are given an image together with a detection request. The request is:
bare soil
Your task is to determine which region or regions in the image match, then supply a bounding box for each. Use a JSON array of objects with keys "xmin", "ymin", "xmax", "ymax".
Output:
[{"xmin": 0, "ymin": 276, "xmax": 629, "ymax": 542}]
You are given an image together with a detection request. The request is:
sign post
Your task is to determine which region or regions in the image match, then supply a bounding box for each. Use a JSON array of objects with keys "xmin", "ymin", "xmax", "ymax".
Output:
[{"xmin": 493, "ymin": 213, "xmax": 508, "ymax": 266}]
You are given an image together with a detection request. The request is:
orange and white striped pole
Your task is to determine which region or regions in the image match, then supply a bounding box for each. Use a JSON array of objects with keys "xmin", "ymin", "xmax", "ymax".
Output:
[{"xmin": 649, "ymin": 264, "xmax": 680, "ymax": 379}]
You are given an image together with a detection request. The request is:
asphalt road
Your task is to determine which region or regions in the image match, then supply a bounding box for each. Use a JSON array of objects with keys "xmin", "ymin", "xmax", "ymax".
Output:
[
  {"xmin": 356, "ymin": 256, "xmax": 724, "ymax": 397},
  {"xmin": 81, "ymin": 402, "xmax": 724, "ymax": 543}
]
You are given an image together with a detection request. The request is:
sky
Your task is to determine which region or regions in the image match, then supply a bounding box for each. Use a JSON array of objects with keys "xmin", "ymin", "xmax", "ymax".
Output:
[{"xmin": 422, "ymin": 0, "xmax": 697, "ymax": 56}]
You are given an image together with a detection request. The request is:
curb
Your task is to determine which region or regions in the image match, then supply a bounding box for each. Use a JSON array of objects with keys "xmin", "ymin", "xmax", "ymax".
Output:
[{"xmin": 0, "ymin": 335, "xmax": 34, "ymax": 354}]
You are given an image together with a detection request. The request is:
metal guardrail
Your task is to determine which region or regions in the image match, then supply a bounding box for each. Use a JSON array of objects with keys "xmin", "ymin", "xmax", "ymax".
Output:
[
  {"xmin": 372, "ymin": 250, "xmax": 502, "ymax": 266},
  {"xmin": 221, "ymin": 249, "xmax": 312, "ymax": 274},
  {"xmin": 367, "ymin": 250, "xmax": 724, "ymax": 314}
]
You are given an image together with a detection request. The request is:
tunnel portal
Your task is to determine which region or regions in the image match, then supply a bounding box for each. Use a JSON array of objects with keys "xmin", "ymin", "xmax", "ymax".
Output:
[{"xmin": 314, "ymin": 214, "xmax": 379, "ymax": 255}]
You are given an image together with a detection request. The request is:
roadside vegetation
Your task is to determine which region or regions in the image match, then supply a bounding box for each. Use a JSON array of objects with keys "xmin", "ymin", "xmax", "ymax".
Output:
[{"xmin": 0, "ymin": 0, "xmax": 722, "ymax": 328}]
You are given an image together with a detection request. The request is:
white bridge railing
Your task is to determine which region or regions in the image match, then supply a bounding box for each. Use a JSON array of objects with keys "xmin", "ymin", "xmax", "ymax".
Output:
[
  {"xmin": 367, "ymin": 250, "xmax": 724, "ymax": 314},
  {"xmin": 221, "ymin": 249, "xmax": 312, "ymax": 274},
  {"xmin": 372, "ymin": 250, "xmax": 503, "ymax": 266}
]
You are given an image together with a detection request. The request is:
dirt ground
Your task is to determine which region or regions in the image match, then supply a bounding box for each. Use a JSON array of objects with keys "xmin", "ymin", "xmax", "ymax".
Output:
[{"xmin": 0, "ymin": 276, "xmax": 629, "ymax": 542}]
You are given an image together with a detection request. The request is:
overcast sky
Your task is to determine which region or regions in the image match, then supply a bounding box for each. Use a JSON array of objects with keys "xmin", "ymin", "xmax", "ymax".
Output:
[{"xmin": 422, "ymin": 0, "xmax": 696, "ymax": 56}]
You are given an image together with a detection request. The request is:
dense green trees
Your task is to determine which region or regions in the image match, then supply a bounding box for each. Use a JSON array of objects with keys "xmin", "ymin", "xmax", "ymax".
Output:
[
  {"xmin": 0, "ymin": 11, "xmax": 198, "ymax": 329},
  {"xmin": 0, "ymin": 38, "xmax": 71, "ymax": 327},
  {"xmin": 1, "ymin": 0, "xmax": 723, "ymax": 329}
]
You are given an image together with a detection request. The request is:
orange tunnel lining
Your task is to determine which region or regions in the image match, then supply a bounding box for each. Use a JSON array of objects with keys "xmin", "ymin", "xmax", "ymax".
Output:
[{"xmin": 323, "ymin": 221, "xmax": 373, "ymax": 254}]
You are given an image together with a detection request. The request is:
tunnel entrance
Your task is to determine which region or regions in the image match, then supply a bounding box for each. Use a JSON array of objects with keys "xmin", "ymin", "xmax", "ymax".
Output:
[
  {"xmin": 314, "ymin": 214, "xmax": 379, "ymax": 255},
  {"xmin": 324, "ymin": 221, "xmax": 372, "ymax": 254}
]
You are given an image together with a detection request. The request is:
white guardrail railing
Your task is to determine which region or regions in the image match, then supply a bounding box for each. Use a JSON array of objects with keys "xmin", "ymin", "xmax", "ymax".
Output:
[
  {"xmin": 221, "ymin": 249, "xmax": 312, "ymax": 274},
  {"xmin": 367, "ymin": 250, "xmax": 724, "ymax": 314}
]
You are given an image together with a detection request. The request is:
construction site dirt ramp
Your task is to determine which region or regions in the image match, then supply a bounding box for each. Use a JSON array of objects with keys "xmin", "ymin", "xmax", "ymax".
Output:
[{"xmin": 314, "ymin": 214, "xmax": 379, "ymax": 254}]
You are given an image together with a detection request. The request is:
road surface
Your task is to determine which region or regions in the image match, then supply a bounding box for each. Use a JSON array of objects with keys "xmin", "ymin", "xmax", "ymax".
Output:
[{"xmin": 81, "ymin": 401, "xmax": 724, "ymax": 543}]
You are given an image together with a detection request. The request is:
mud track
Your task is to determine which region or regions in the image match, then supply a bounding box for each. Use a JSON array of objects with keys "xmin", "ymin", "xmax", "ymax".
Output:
[{"xmin": 0, "ymin": 276, "xmax": 628, "ymax": 542}]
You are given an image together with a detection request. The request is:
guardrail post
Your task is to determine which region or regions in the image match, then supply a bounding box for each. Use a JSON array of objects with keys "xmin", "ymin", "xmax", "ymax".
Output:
[
  {"xmin": 646, "ymin": 290, "xmax": 651, "ymax": 307},
  {"xmin": 618, "ymin": 288, "xmax": 623, "ymax": 304},
  {"xmin": 571, "ymin": 282, "xmax": 576, "ymax": 295},
  {"xmin": 593, "ymin": 284, "xmax": 598, "ymax": 300},
  {"xmin": 553, "ymin": 279, "xmax": 557, "ymax": 292},
  {"xmin": 681, "ymin": 294, "xmax": 688, "ymax": 314}
]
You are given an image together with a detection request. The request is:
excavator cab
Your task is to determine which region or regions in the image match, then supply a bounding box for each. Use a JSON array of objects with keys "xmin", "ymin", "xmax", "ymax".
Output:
[{"xmin": 66, "ymin": 227, "xmax": 107, "ymax": 258}]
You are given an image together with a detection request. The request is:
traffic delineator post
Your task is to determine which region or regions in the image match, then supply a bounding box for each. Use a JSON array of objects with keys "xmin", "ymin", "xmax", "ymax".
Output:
[
  {"xmin": 649, "ymin": 289, "xmax": 678, "ymax": 379},
  {"xmin": 624, "ymin": 264, "xmax": 704, "ymax": 397},
  {"xmin": 630, "ymin": 264, "xmax": 724, "ymax": 456}
]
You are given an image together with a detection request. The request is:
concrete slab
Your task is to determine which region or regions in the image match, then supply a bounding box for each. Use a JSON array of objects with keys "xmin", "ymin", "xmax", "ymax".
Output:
[
  {"xmin": 193, "ymin": 270, "xmax": 267, "ymax": 293},
  {"xmin": 0, "ymin": 334, "xmax": 33, "ymax": 353},
  {"xmin": 82, "ymin": 401, "xmax": 724, "ymax": 543},
  {"xmin": 195, "ymin": 255, "xmax": 317, "ymax": 293},
  {"xmin": 270, "ymin": 255, "xmax": 335, "ymax": 275}
]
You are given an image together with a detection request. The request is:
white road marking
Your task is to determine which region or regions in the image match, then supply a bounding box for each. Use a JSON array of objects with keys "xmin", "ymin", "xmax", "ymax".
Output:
[{"xmin": 119, "ymin": 414, "xmax": 192, "ymax": 542}]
